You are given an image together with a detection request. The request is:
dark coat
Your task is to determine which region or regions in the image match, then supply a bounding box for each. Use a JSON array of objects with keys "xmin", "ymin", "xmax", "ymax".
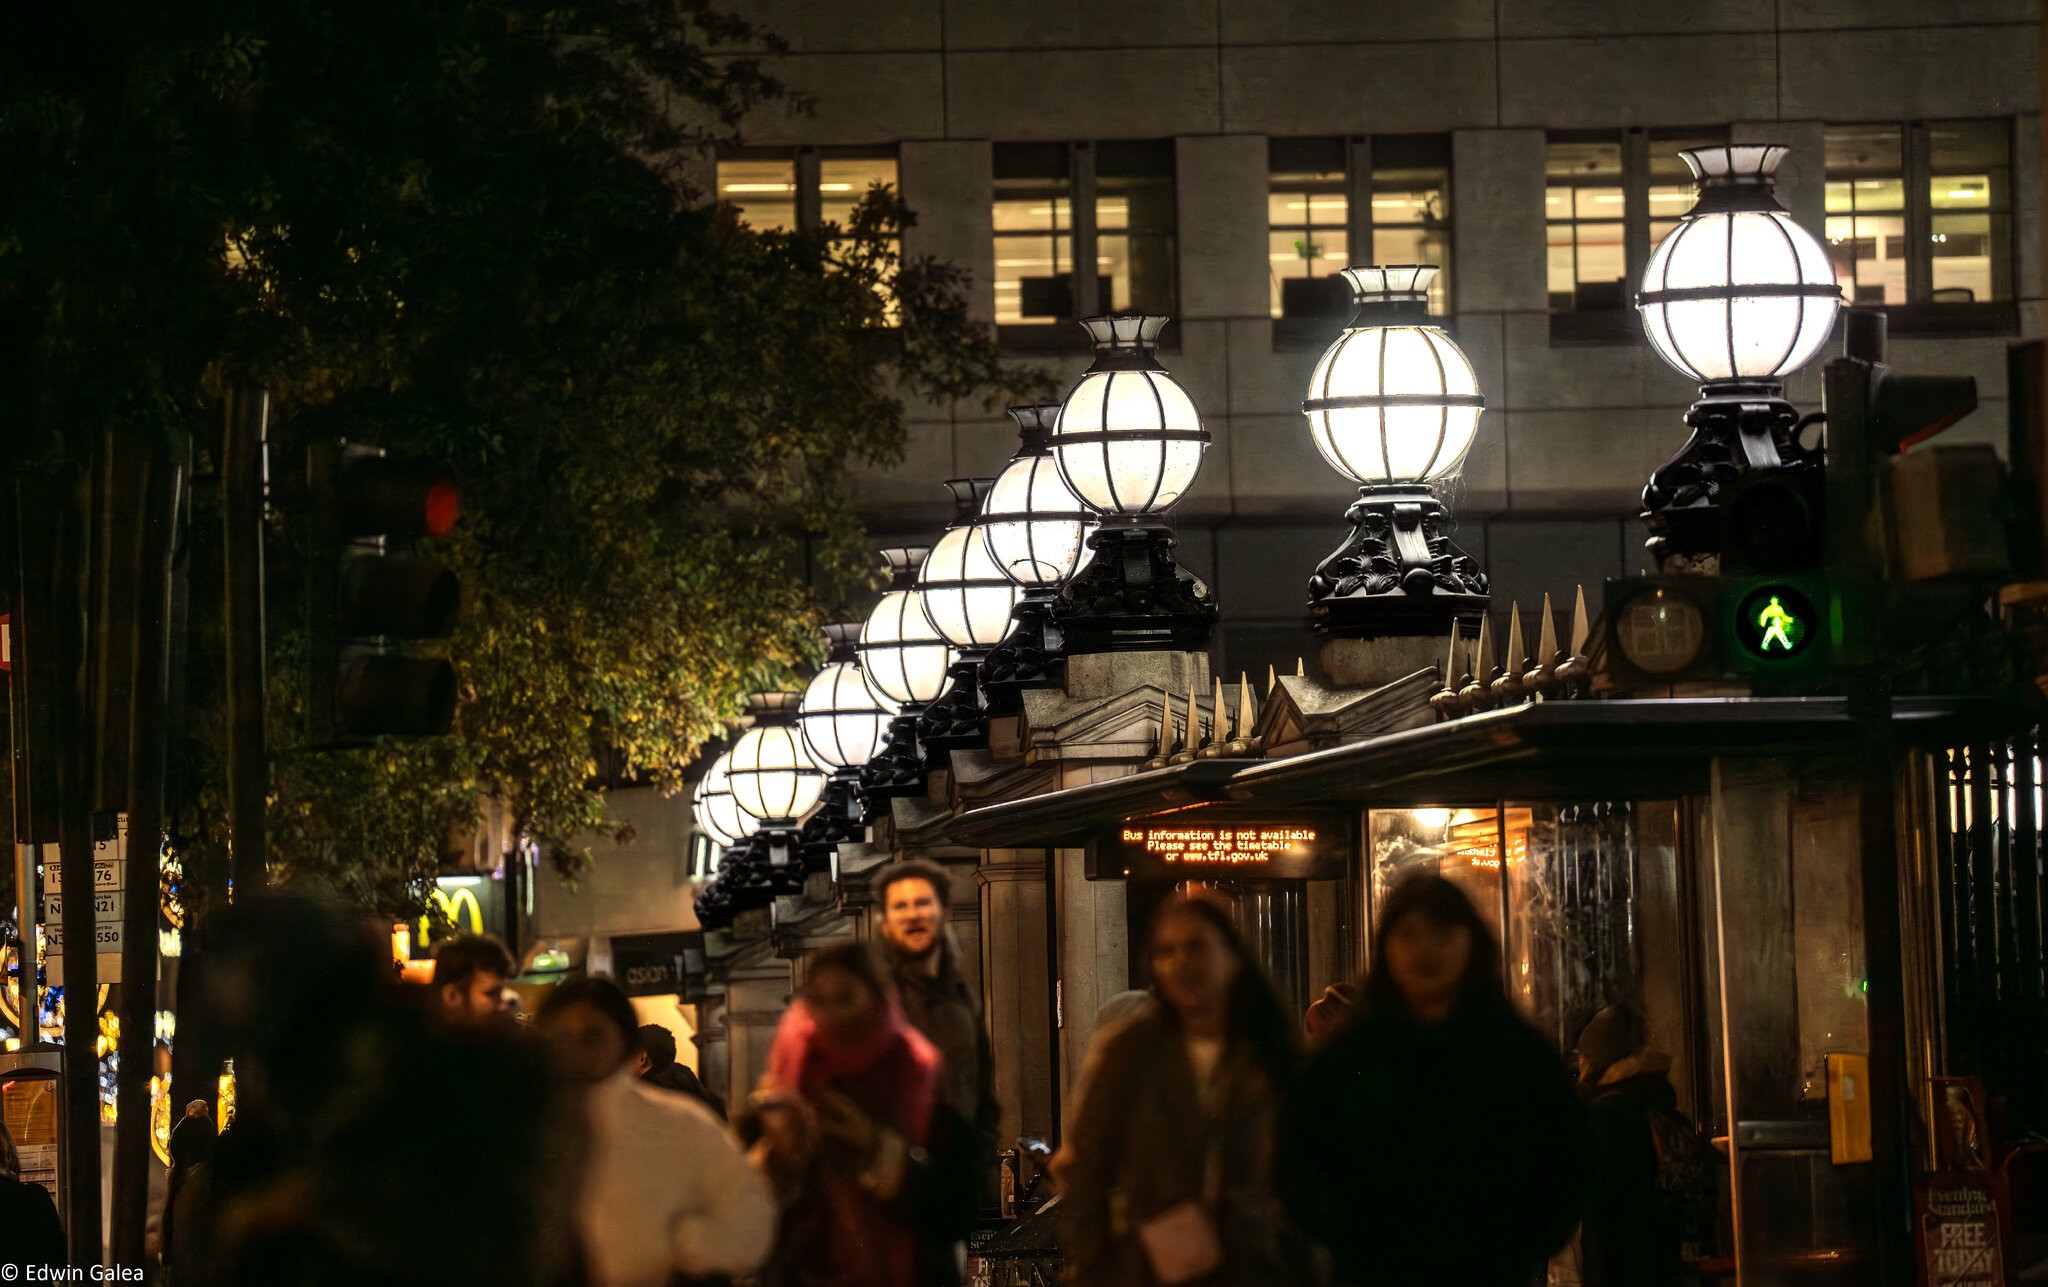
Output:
[
  {"xmin": 1580, "ymin": 1059, "xmax": 1685, "ymax": 1287},
  {"xmin": 1056, "ymin": 1004, "xmax": 1313, "ymax": 1287},
  {"xmin": 0, "ymin": 1173, "xmax": 65, "ymax": 1269},
  {"xmin": 890, "ymin": 952, "xmax": 1000, "ymax": 1286},
  {"xmin": 643, "ymin": 1061, "xmax": 728, "ymax": 1121},
  {"xmin": 1280, "ymin": 998, "xmax": 1591, "ymax": 1287}
]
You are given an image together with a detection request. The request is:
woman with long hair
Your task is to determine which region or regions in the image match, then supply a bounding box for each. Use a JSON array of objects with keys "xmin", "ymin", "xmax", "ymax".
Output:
[
  {"xmin": 1281, "ymin": 873, "xmax": 1590, "ymax": 1287},
  {"xmin": 1055, "ymin": 891, "xmax": 1312, "ymax": 1287},
  {"xmin": 747, "ymin": 941, "xmax": 945, "ymax": 1286}
]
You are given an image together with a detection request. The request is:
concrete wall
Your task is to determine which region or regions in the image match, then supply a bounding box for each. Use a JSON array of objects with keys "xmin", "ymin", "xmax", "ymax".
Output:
[
  {"xmin": 724, "ymin": 0, "xmax": 2042, "ymax": 677},
  {"xmin": 530, "ymin": 786, "xmax": 704, "ymax": 945}
]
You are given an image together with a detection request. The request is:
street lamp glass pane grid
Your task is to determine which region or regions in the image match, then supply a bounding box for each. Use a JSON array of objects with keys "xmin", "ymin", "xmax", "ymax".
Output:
[
  {"xmin": 798, "ymin": 663, "xmax": 894, "ymax": 770},
  {"xmin": 1268, "ymin": 168, "xmax": 1347, "ymax": 319},
  {"xmin": 859, "ymin": 590, "xmax": 953, "ymax": 706},
  {"xmin": 1054, "ymin": 369, "xmax": 1206, "ymax": 515},
  {"xmin": 994, "ymin": 184, "xmax": 1073, "ymax": 323},
  {"xmin": 1305, "ymin": 325, "xmax": 1481, "ymax": 485},
  {"xmin": 692, "ymin": 756, "xmax": 748, "ymax": 846},
  {"xmin": 717, "ymin": 159, "xmax": 798, "ymax": 231},
  {"xmin": 982, "ymin": 455, "xmax": 1095, "ymax": 586},
  {"xmin": 727, "ymin": 725, "xmax": 825, "ymax": 824},
  {"xmin": 918, "ymin": 524, "xmax": 1025, "ymax": 649},
  {"xmin": 1639, "ymin": 210, "xmax": 1838, "ymax": 383}
]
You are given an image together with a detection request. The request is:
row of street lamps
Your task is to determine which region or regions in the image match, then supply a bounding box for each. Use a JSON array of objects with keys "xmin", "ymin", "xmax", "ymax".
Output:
[{"xmin": 689, "ymin": 143, "xmax": 1844, "ymax": 927}]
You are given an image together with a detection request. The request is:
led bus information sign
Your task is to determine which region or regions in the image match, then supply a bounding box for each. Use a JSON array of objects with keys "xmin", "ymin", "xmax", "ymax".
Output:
[{"xmin": 1087, "ymin": 812, "xmax": 1350, "ymax": 880}]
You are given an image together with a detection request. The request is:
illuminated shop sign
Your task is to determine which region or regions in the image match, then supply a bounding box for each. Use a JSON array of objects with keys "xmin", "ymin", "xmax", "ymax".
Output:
[
  {"xmin": 1087, "ymin": 812, "xmax": 1350, "ymax": 880},
  {"xmin": 409, "ymin": 876, "xmax": 506, "ymax": 960}
]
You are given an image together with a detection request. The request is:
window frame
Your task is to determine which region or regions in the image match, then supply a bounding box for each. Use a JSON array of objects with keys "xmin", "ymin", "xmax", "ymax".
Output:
[
  {"xmin": 1824, "ymin": 119, "xmax": 2018, "ymax": 338},
  {"xmin": 994, "ymin": 140, "xmax": 1178, "ymax": 351},
  {"xmin": 1546, "ymin": 126, "xmax": 1729, "ymax": 346},
  {"xmin": 715, "ymin": 144, "xmax": 901, "ymax": 237},
  {"xmin": 1268, "ymin": 134, "xmax": 1455, "ymax": 350}
]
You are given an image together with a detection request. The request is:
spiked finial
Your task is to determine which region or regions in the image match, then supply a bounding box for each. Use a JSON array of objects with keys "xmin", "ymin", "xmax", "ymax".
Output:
[
  {"xmin": 1461, "ymin": 616, "xmax": 1496, "ymax": 710},
  {"xmin": 1212, "ymin": 676, "xmax": 1226, "ymax": 742},
  {"xmin": 1268, "ymin": 664, "xmax": 1278, "ymax": 697},
  {"xmin": 1570, "ymin": 585, "xmax": 1590, "ymax": 659},
  {"xmin": 1296, "ymin": 657, "xmax": 1306, "ymax": 677},
  {"xmin": 1236, "ymin": 672, "xmax": 1256, "ymax": 741},
  {"xmin": 1527, "ymin": 592, "xmax": 1559, "ymax": 693},
  {"xmin": 1495, "ymin": 604, "xmax": 1528, "ymax": 702},
  {"xmin": 1187, "ymin": 686, "xmax": 1203, "ymax": 749},
  {"xmin": 1156, "ymin": 691, "xmax": 1175, "ymax": 759},
  {"xmin": 1431, "ymin": 622, "xmax": 1466, "ymax": 717}
]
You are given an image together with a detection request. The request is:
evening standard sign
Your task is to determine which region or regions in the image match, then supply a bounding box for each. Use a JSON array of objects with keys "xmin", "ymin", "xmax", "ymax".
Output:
[{"xmin": 1088, "ymin": 812, "xmax": 1349, "ymax": 880}]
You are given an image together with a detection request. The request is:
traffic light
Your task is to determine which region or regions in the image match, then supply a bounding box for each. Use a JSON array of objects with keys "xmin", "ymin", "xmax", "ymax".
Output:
[
  {"xmin": 307, "ymin": 441, "xmax": 462, "ymax": 742},
  {"xmin": 1603, "ymin": 572, "xmax": 1834, "ymax": 689}
]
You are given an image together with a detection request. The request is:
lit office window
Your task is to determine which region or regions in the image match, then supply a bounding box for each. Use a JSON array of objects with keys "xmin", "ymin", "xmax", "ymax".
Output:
[
  {"xmin": 716, "ymin": 148, "xmax": 899, "ymax": 237},
  {"xmin": 992, "ymin": 141, "xmax": 1176, "ymax": 331},
  {"xmin": 1546, "ymin": 128, "xmax": 1726, "ymax": 335},
  {"xmin": 718, "ymin": 157, "xmax": 800, "ymax": 232},
  {"xmin": 1826, "ymin": 120, "xmax": 2012, "ymax": 314},
  {"xmin": 1269, "ymin": 136, "xmax": 1451, "ymax": 321}
]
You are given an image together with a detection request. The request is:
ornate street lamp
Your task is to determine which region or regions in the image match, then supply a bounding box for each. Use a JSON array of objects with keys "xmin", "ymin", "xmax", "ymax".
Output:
[
  {"xmin": 857, "ymin": 547, "xmax": 951, "ymax": 800},
  {"xmin": 1302, "ymin": 265, "xmax": 1489, "ymax": 635},
  {"xmin": 795, "ymin": 623, "xmax": 892, "ymax": 874},
  {"xmin": 916, "ymin": 479, "xmax": 1023, "ymax": 751},
  {"xmin": 980, "ymin": 404, "xmax": 1097, "ymax": 707},
  {"xmin": 1635, "ymin": 144, "xmax": 1841, "ymax": 570},
  {"xmin": 1050, "ymin": 315, "xmax": 1218, "ymax": 653},
  {"xmin": 727, "ymin": 692, "xmax": 826, "ymax": 893},
  {"xmin": 689, "ymin": 751, "xmax": 749, "ymax": 851}
]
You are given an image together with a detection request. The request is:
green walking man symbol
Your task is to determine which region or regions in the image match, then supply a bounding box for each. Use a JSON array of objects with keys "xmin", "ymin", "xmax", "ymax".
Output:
[{"xmin": 1756, "ymin": 595, "xmax": 1798, "ymax": 653}]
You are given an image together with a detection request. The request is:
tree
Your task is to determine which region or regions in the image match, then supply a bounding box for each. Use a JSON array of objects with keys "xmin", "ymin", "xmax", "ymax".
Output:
[{"xmin": 0, "ymin": 0, "xmax": 1041, "ymax": 919}]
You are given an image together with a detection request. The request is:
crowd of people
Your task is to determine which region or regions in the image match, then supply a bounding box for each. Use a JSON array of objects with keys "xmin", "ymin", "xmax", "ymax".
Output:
[{"xmin": 0, "ymin": 865, "xmax": 1699, "ymax": 1287}]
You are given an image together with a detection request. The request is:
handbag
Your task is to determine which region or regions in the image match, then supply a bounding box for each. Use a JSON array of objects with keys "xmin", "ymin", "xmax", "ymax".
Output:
[{"xmin": 1134, "ymin": 1125, "xmax": 1225, "ymax": 1285}]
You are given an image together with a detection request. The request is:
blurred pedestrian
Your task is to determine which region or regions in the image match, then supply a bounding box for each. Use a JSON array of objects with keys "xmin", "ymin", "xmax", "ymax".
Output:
[
  {"xmin": 157, "ymin": 1099, "xmax": 215, "ymax": 1271},
  {"xmin": 747, "ymin": 942, "xmax": 944, "ymax": 1286},
  {"xmin": 1055, "ymin": 893, "xmax": 1312, "ymax": 1287},
  {"xmin": 635, "ymin": 1023, "xmax": 728, "ymax": 1120},
  {"xmin": 1281, "ymin": 874, "xmax": 1590, "ymax": 1287},
  {"xmin": 0, "ymin": 1121, "xmax": 64, "ymax": 1270},
  {"xmin": 432, "ymin": 932, "xmax": 515, "ymax": 1025},
  {"xmin": 1575, "ymin": 1002, "xmax": 1695, "ymax": 1287},
  {"xmin": 539, "ymin": 976, "xmax": 774, "ymax": 1287},
  {"xmin": 875, "ymin": 860, "xmax": 999, "ymax": 1278}
]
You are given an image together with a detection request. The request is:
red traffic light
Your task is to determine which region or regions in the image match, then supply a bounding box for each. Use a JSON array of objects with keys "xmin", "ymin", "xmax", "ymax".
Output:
[
  {"xmin": 424, "ymin": 473, "xmax": 460, "ymax": 538},
  {"xmin": 338, "ymin": 452, "xmax": 460, "ymax": 540}
]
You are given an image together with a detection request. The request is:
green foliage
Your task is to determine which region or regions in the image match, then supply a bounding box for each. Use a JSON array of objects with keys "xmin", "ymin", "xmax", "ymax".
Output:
[{"xmin": 1, "ymin": 0, "xmax": 1043, "ymax": 918}]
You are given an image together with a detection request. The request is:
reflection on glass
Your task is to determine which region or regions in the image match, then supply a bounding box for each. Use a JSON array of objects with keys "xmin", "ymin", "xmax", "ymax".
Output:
[
  {"xmin": 1097, "ymin": 173, "xmax": 1176, "ymax": 315},
  {"xmin": 718, "ymin": 158, "xmax": 797, "ymax": 231},
  {"xmin": 1825, "ymin": 213, "xmax": 1907, "ymax": 305}
]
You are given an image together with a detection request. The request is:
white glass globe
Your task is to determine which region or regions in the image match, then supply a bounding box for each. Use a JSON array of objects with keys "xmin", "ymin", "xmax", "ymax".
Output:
[
  {"xmin": 859, "ymin": 585, "xmax": 953, "ymax": 707},
  {"xmin": 1052, "ymin": 315, "xmax": 1207, "ymax": 516},
  {"xmin": 982, "ymin": 448, "xmax": 1096, "ymax": 586},
  {"xmin": 797, "ymin": 661, "xmax": 895, "ymax": 769},
  {"xmin": 691, "ymin": 753, "xmax": 752, "ymax": 845},
  {"xmin": 726, "ymin": 722, "xmax": 826, "ymax": 826},
  {"xmin": 919, "ymin": 523, "xmax": 1025, "ymax": 649},
  {"xmin": 1637, "ymin": 145, "xmax": 1841, "ymax": 385},
  {"xmin": 1303, "ymin": 266, "xmax": 1482, "ymax": 486}
]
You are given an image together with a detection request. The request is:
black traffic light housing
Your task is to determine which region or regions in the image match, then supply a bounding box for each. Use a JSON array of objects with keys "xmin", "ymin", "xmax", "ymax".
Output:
[
  {"xmin": 308, "ymin": 442, "xmax": 462, "ymax": 743},
  {"xmin": 1603, "ymin": 572, "xmax": 1834, "ymax": 690}
]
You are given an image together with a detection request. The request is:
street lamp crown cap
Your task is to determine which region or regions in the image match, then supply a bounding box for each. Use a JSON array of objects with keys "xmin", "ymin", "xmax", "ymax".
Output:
[
  {"xmin": 1678, "ymin": 144, "xmax": 1791, "ymax": 214},
  {"xmin": 821, "ymin": 622, "xmax": 862, "ymax": 659},
  {"xmin": 943, "ymin": 477, "xmax": 996, "ymax": 517},
  {"xmin": 1006, "ymin": 404, "xmax": 1062, "ymax": 455},
  {"xmin": 1340, "ymin": 265, "xmax": 1439, "ymax": 324},
  {"xmin": 743, "ymin": 691, "xmax": 802, "ymax": 723},
  {"xmin": 1079, "ymin": 314, "xmax": 1171, "ymax": 371},
  {"xmin": 878, "ymin": 546, "xmax": 931, "ymax": 586}
]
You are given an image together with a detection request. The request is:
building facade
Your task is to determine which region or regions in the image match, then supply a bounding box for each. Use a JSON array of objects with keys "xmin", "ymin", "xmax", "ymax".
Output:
[{"xmin": 712, "ymin": 0, "xmax": 2042, "ymax": 680}]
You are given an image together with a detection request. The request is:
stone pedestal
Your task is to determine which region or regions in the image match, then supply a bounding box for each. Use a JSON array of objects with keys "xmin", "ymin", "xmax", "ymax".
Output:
[
  {"xmin": 692, "ymin": 993, "xmax": 731, "ymax": 1103},
  {"xmin": 1317, "ymin": 633, "xmax": 1454, "ymax": 691},
  {"xmin": 979, "ymin": 849, "xmax": 1055, "ymax": 1146},
  {"xmin": 1056, "ymin": 845, "xmax": 1132, "ymax": 1091},
  {"xmin": 723, "ymin": 955, "xmax": 794, "ymax": 1098}
]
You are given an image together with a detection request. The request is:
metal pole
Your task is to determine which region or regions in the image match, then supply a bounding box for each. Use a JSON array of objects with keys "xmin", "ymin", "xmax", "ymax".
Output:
[
  {"xmin": 222, "ymin": 388, "xmax": 269, "ymax": 897},
  {"xmin": 8, "ymin": 481, "xmax": 44, "ymax": 1048},
  {"xmin": 110, "ymin": 451, "xmax": 179, "ymax": 1264},
  {"xmin": 54, "ymin": 451, "xmax": 103, "ymax": 1265}
]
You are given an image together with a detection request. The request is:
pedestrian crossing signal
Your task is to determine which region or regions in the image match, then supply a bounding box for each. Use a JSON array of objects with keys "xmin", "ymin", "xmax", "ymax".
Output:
[{"xmin": 1735, "ymin": 584, "xmax": 1816, "ymax": 660}]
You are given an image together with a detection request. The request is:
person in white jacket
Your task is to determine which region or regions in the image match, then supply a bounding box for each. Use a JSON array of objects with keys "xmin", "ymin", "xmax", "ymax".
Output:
[{"xmin": 539, "ymin": 976, "xmax": 775, "ymax": 1287}]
